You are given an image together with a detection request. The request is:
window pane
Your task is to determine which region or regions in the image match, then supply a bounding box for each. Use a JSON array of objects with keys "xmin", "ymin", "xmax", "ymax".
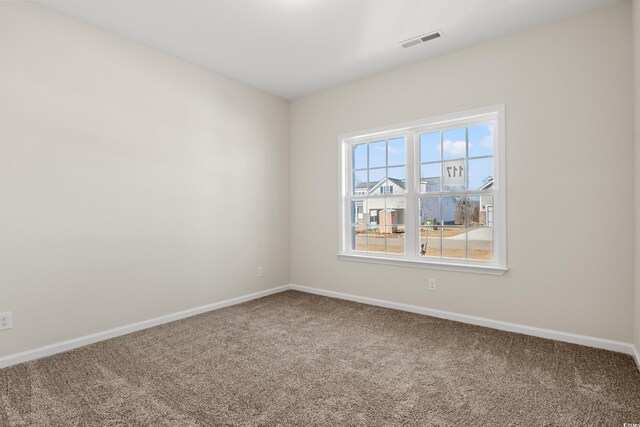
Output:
[
  {"xmin": 419, "ymin": 197, "xmax": 441, "ymax": 226},
  {"xmin": 442, "ymin": 128, "xmax": 466, "ymax": 160},
  {"xmin": 390, "ymin": 197, "xmax": 405, "ymax": 255},
  {"xmin": 362, "ymin": 198, "xmax": 404, "ymax": 254},
  {"xmin": 378, "ymin": 200, "xmax": 402, "ymax": 234},
  {"xmin": 351, "ymin": 200, "xmax": 367, "ymax": 225},
  {"xmin": 481, "ymin": 195, "xmax": 494, "ymax": 227},
  {"xmin": 420, "ymin": 132, "xmax": 440, "ymax": 163},
  {"xmin": 467, "ymin": 228, "xmax": 494, "ymax": 261},
  {"xmin": 442, "ymin": 159, "xmax": 466, "ymax": 191},
  {"xmin": 468, "ymin": 157, "xmax": 493, "ymax": 191},
  {"xmin": 420, "ymin": 227, "xmax": 441, "ymax": 257},
  {"xmin": 386, "ymin": 197, "xmax": 406, "ymax": 225},
  {"xmin": 369, "ymin": 168, "xmax": 385, "ymax": 190},
  {"xmin": 388, "ymin": 166, "xmax": 406, "ymax": 192},
  {"xmin": 367, "ymin": 232, "xmax": 385, "ymax": 253},
  {"xmin": 420, "ymin": 163, "xmax": 441, "ymax": 192},
  {"xmin": 442, "ymin": 196, "xmax": 465, "ymax": 226},
  {"xmin": 352, "ymin": 143, "xmax": 367, "ymax": 170},
  {"xmin": 386, "ymin": 233, "xmax": 405, "ymax": 255},
  {"xmin": 369, "ymin": 140, "xmax": 386, "ymax": 168},
  {"xmin": 352, "ymin": 224, "xmax": 367, "ymax": 252},
  {"xmin": 388, "ymin": 137, "xmax": 405, "ymax": 166},
  {"xmin": 466, "ymin": 195, "xmax": 494, "ymax": 227},
  {"xmin": 442, "ymin": 227, "xmax": 466, "ymax": 259},
  {"xmin": 468, "ymin": 124, "xmax": 493, "ymax": 158},
  {"xmin": 466, "ymin": 196, "xmax": 480, "ymax": 227},
  {"xmin": 367, "ymin": 198, "xmax": 385, "ymax": 230},
  {"xmin": 353, "ymin": 170, "xmax": 368, "ymax": 194}
]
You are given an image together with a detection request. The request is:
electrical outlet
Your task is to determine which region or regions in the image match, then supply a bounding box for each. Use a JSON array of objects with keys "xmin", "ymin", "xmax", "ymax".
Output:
[
  {"xmin": 0, "ymin": 312, "xmax": 12, "ymax": 331},
  {"xmin": 257, "ymin": 266, "xmax": 264, "ymax": 277},
  {"xmin": 428, "ymin": 278, "xmax": 437, "ymax": 292}
]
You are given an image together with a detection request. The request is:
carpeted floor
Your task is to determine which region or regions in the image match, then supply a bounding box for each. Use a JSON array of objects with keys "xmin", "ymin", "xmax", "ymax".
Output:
[{"xmin": 1, "ymin": 290, "xmax": 639, "ymax": 426}]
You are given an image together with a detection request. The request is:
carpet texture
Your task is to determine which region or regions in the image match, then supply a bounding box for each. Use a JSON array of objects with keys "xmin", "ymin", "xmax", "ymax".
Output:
[{"xmin": 1, "ymin": 290, "xmax": 639, "ymax": 426}]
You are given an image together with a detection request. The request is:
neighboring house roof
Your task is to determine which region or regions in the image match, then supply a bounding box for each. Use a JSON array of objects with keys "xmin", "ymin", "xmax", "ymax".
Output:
[
  {"xmin": 354, "ymin": 177, "xmax": 407, "ymax": 194},
  {"xmin": 479, "ymin": 177, "xmax": 494, "ymax": 190},
  {"xmin": 388, "ymin": 178, "xmax": 406, "ymax": 190},
  {"xmin": 357, "ymin": 175, "xmax": 493, "ymax": 193},
  {"xmin": 368, "ymin": 177, "xmax": 407, "ymax": 194}
]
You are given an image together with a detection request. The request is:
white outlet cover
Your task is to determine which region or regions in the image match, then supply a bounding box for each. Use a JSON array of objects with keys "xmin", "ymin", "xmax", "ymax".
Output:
[{"xmin": 0, "ymin": 311, "xmax": 12, "ymax": 330}]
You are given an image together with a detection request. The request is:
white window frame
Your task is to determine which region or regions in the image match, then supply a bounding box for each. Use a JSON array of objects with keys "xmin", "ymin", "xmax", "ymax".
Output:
[{"xmin": 338, "ymin": 105, "xmax": 507, "ymax": 275}]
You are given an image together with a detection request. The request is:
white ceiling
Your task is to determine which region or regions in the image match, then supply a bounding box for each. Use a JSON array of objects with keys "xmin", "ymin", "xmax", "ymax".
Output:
[{"xmin": 38, "ymin": 0, "xmax": 620, "ymax": 100}]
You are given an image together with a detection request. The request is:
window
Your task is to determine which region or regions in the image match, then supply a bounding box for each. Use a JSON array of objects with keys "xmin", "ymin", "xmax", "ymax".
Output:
[{"xmin": 339, "ymin": 106, "xmax": 506, "ymax": 275}]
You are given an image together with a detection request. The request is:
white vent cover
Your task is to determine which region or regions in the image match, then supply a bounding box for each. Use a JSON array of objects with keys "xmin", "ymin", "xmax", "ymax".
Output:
[{"xmin": 400, "ymin": 30, "xmax": 443, "ymax": 48}]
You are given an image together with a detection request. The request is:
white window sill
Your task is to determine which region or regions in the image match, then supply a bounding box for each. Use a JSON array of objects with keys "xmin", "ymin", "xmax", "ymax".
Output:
[{"xmin": 337, "ymin": 253, "xmax": 508, "ymax": 276}]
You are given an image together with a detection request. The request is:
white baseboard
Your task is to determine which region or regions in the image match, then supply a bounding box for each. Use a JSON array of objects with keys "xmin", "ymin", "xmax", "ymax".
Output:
[
  {"xmin": 0, "ymin": 285, "xmax": 289, "ymax": 370},
  {"xmin": 287, "ymin": 284, "xmax": 637, "ymax": 359},
  {"xmin": 2, "ymin": 283, "xmax": 639, "ymax": 373}
]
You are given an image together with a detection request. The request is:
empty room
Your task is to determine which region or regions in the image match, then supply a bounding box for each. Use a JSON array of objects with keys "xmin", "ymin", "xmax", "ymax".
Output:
[{"xmin": 1, "ymin": 0, "xmax": 640, "ymax": 425}]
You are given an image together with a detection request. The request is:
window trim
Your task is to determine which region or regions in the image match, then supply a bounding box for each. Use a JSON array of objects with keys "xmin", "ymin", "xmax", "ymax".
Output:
[{"xmin": 337, "ymin": 105, "xmax": 507, "ymax": 275}]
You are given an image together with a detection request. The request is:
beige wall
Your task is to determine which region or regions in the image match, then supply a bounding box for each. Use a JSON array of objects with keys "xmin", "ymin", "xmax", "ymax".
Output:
[
  {"xmin": 0, "ymin": 3, "xmax": 289, "ymax": 357},
  {"xmin": 290, "ymin": 1, "xmax": 635, "ymax": 342},
  {"xmin": 634, "ymin": 0, "xmax": 640, "ymax": 351}
]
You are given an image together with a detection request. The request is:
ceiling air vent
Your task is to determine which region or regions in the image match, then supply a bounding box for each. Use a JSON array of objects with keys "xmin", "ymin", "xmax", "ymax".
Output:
[{"xmin": 400, "ymin": 30, "xmax": 443, "ymax": 48}]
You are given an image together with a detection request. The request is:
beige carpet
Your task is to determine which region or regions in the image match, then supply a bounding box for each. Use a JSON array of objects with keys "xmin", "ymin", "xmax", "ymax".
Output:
[{"xmin": 1, "ymin": 290, "xmax": 639, "ymax": 426}]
